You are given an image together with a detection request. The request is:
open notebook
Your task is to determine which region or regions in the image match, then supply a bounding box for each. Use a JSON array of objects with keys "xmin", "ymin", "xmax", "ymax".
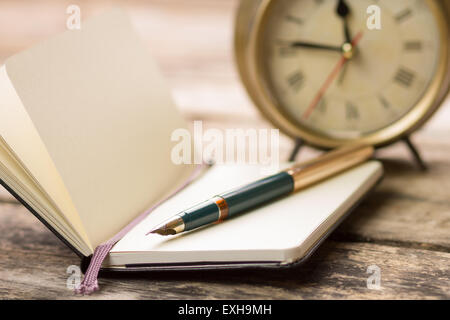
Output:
[
  {"xmin": 0, "ymin": 9, "xmax": 383, "ymax": 271},
  {"xmin": 109, "ymin": 161, "xmax": 382, "ymax": 268}
]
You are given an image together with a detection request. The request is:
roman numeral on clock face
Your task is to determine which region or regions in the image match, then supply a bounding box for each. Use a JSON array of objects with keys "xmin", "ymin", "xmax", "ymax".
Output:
[
  {"xmin": 285, "ymin": 15, "xmax": 303, "ymax": 26},
  {"xmin": 395, "ymin": 8, "xmax": 413, "ymax": 23},
  {"xmin": 318, "ymin": 98, "xmax": 326, "ymax": 113},
  {"xmin": 378, "ymin": 95, "xmax": 391, "ymax": 109},
  {"xmin": 404, "ymin": 41, "xmax": 422, "ymax": 51},
  {"xmin": 346, "ymin": 102, "xmax": 359, "ymax": 120},
  {"xmin": 394, "ymin": 67, "xmax": 415, "ymax": 87},
  {"xmin": 279, "ymin": 46, "xmax": 297, "ymax": 57},
  {"xmin": 379, "ymin": 95, "xmax": 398, "ymax": 117},
  {"xmin": 287, "ymin": 71, "xmax": 305, "ymax": 92}
]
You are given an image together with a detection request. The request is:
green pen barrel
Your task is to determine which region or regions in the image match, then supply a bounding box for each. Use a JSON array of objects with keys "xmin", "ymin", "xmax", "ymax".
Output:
[
  {"xmin": 179, "ymin": 200, "xmax": 219, "ymax": 231},
  {"xmin": 179, "ymin": 172, "xmax": 294, "ymax": 231},
  {"xmin": 222, "ymin": 171, "xmax": 294, "ymax": 216}
]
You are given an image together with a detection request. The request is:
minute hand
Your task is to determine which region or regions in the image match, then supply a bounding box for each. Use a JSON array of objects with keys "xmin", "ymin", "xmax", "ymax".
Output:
[{"xmin": 288, "ymin": 41, "xmax": 342, "ymax": 52}]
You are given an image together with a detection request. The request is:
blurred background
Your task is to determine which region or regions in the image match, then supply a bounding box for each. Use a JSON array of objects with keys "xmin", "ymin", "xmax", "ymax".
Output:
[
  {"xmin": 0, "ymin": 0, "xmax": 449, "ymax": 156},
  {"xmin": 0, "ymin": 1, "xmax": 248, "ymax": 116}
]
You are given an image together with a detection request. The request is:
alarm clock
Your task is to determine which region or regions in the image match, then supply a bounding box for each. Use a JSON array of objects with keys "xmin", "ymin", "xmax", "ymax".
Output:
[{"xmin": 235, "ymin": 0, "xmax": 450, "ymax": 151}]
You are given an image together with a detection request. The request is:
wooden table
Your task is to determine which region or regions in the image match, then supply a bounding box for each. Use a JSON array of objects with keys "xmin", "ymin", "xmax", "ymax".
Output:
[{"xmin": 0, "ymin": 0, "xmax": 448, "ymax": 299}]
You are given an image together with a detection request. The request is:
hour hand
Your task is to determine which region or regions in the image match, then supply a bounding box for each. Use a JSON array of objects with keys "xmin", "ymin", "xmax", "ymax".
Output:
[
  {"xmin": 281, "ymin": 40, "xmax": 342, "ymax": 52},
  {"xmin": 336, "ymin": 0, "xmax": 352, "ymax": 44}
]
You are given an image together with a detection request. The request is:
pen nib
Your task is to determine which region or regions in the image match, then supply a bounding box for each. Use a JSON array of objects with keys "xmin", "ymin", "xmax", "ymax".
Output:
[
  {"xmin": 149, "ymin": 227, "xmax": 176, "ymax": 236},
  {"xmin": 147, "ymin": 216, "xmax": 185, "ymax": 236}
]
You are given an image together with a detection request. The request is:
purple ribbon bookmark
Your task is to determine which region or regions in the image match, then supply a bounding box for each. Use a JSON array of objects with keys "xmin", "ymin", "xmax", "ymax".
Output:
[{"xmin": 76, "ymin": 163, "xmax": 206, "ymax": 295}]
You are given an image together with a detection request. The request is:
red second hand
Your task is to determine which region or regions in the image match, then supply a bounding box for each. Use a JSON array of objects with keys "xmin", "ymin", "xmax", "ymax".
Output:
[{"xmin": 302, "ymin": 31, "xmax": 364, "ymax": 120}]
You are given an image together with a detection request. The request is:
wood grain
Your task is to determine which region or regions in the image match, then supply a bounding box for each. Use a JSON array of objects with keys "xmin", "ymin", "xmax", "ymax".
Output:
[
  {"xmin": 0, "ymin": 0, "xmax": 449, "ymax": 299},
  {"xmin": 337, "ymin": 142, "xmax": 450, "ymax": 250},
  {"xmin": 0, "ymin": 187, "xmax": 16, "ymax": 203},
  {"xmin": 0, "ymin": 203, "xmax": 448, "ymax": 300}
]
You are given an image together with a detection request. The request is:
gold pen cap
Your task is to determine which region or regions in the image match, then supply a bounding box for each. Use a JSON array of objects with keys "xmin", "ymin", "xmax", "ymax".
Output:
[{"xmin": 286, "ymin": 144, "xmax": 374, "ymax": 192}]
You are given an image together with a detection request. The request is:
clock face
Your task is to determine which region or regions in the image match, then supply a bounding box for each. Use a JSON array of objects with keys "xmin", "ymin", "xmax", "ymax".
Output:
[{"xmin": 257, "ymin": 0, "xmax": 443, "ymax": 140}]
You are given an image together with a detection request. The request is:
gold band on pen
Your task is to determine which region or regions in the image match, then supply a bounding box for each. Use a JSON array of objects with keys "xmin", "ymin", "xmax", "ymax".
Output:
[{"xmin": 212, "ymin": 196, "xmax": 229, "ymax": 221}]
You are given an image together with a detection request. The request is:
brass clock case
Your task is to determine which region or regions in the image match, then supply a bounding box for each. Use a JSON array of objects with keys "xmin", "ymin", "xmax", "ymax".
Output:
[{"xmin": 235, "ymin": 0, "xmax": 450, "ymax": 149}]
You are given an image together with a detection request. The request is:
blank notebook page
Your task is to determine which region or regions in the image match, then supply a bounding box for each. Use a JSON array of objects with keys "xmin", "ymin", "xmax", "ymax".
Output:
[
  {"xmin": 2, "ymin": 9, "xmax": 192, "ymax": 248},
  {"xmin": 109, "ymin": 161, "xmax": 383, "ymax": 266}
]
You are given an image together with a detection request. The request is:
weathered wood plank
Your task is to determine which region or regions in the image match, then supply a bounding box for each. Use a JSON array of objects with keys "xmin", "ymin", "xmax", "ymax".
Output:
[
  {"xmin": 336, "ymin": 139, "xmax": 450, "ymax": 250},
  {"xmin": 1, "ymin": 236, "xmax": 449, "ymax": 299},
  {"xmin": 0, "ymin": 204, "xmax": 73, "ymax": 256},
  {"xmin": 0, "ymin": 186, "xmax": 16, "ymax": 204},
  {"xmin": 0, "ymin": 200, "xmax": 449, "ymax": 299}
]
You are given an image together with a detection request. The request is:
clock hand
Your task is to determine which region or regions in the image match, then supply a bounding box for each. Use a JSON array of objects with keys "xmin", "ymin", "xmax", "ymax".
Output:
[
  {"xmin": 286, "ymin": 41, "xmax": 342, "ymax": 52},
  {"xmin": 337, "ymin": 54, "xmax": 349, "ymax": 85},
  {"xmin": 336, "ymin": 0, "xmax": 353, "ymax": 85},
  {"xmin": 336, "ymin": 0, "xmax": 352, "ymax": 44},
  {"xmin": 302, "ymin": 31, "xmax": 363, "ymax": 120}
]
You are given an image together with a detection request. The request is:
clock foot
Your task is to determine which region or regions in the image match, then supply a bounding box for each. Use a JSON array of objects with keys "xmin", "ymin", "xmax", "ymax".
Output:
[
  {"xmin": 288, "ymin": 138, "xmax": 305, "ymax": 162},
  {"xmin": 403, "ymin": 136, "xmax": 427, "ymax": 171},
  {"xmin": 288, "ymin": 136, "xmax": 427, "ymax": 171}
]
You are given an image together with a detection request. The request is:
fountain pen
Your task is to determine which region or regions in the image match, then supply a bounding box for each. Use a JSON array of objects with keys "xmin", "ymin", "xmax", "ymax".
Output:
[{"xmin": 148, "ymin": 144, "xmax": 374, "ymax": 236}]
